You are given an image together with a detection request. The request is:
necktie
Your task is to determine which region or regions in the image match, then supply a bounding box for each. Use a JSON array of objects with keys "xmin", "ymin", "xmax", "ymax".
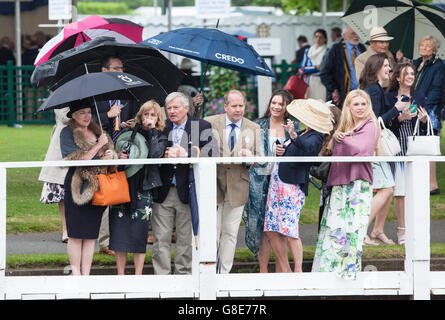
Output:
[
  {"xmin": 173, "ymin": 126, "xmax": 183, "ymax": 145},
  {"xmin": 110, "ymin": 100, "xmax": 120, "ymax": 143},
  {"xmin": 351, "ymin": 47, "xmax": 357, "ymax": 69},
  {"xmin": 228, "ymin": 123, "xmax": 237, "ymax": 151}
]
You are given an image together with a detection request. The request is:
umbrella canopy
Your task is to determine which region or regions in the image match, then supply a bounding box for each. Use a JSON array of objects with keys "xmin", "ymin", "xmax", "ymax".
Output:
[
  {"xmin": 342, "ymin": 0, "xmax": 445, "ymax": 60},
  {"xmin": 142, "ymin": 27, "xmax": 275, "ymax": 77},
  {"xmin": 34, "ymin": 15, "xmax": 144, "ymax": 66},
  {"xmin": 31, "ymin": 37, "xmax": 185, "ymax": 103},
  {"xmin": 37, "ymin": 72, "xmax": 154, "ymax": 113}
]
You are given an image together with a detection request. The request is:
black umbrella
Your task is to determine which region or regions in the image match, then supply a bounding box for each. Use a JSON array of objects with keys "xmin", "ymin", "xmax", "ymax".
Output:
[
  {"xmin": 31, "ymin": 36, "xmax": 185, "ymax": 104},
  {"xmin": 189, "ymin": 146, "xmax": 201, "ymax": 250},
  {"xmin": 37, "ymin": 72, "xmax": 155, "ymax": 129}
]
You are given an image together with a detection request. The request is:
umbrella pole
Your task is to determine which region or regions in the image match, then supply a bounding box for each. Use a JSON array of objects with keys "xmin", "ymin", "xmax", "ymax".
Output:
[
  {"xmin": 196, "ymin": 61, "xmax": 209, "ymax": 118},
  {"xmin": 83, "ymin": 63, "xmax": 104, "ymax": 134}
]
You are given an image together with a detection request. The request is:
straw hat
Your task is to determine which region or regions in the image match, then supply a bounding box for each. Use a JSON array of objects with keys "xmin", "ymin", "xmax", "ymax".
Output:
[
  {"xmin": 368, "ymin": 27, "xmax": 394, "ymax": 42},
  {"xmin": 286, "ymin": 99, "xmax": 333, "ymax": 134}
]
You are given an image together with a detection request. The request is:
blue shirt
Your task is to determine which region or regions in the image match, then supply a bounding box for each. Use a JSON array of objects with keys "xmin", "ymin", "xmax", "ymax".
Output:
[
  {"xmin": 225, "ymin": 115, "xmax": 242, "ymax": 143},
  {"xmin": 345, "ymin": 41, "xmax": 361, "ymax": 90},
  {"xmin": 172, "ymin": 117, "xmax": 187, "ymax": 145}
]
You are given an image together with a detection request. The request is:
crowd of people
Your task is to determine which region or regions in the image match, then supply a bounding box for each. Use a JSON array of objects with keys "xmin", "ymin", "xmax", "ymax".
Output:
[{"xmin": 34, "ymin": 23, "xmax": 445, "ymax": 281}]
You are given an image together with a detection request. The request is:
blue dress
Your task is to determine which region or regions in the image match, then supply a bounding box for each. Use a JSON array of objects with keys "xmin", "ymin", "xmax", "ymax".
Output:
[{"xmin": 241, "ymin": 117, "xmax": 298, "ymax": 257}]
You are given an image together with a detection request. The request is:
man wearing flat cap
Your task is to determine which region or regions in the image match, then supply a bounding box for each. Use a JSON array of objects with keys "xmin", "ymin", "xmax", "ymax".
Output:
[{"xmin": 354, "ymin": 26, "xmax": 401, "ymax": 89}]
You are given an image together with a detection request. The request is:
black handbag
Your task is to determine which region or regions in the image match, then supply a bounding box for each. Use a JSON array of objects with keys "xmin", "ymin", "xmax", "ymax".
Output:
[{"xmin": 310, "ymin": 162, "xmax": 331, "ymax": 182}]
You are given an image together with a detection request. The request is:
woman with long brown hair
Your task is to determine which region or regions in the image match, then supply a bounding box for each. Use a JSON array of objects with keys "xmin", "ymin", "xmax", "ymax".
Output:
[
  {"xmin": 242, "ymin": 89, "xmax": 299, "ymax": 272},
  {"xmin": 359, "ymin": 53, "xmax": 407, "ymax": 246},
  {"xmin": 385, "ymin": 63, "xmax": 428, "ymax": 244}
]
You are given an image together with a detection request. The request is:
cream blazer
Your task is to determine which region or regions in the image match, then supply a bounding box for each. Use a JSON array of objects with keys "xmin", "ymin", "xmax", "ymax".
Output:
[
  {"xmin": 204, "ymin": 113, "xmax": 261, "ymax": 207},
  {"xmin": 38, "ymin": 107, "xmax": 70, "ymax": 185}
]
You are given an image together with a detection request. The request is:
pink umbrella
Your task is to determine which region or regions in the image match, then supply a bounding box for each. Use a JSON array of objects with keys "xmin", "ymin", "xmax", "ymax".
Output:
[{"xmin": 34, "ymin": 15, "xmax": 144, "ymax": 66}]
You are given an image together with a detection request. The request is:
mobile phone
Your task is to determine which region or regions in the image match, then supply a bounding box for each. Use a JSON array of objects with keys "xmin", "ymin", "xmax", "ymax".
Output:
[
  {"xmin": 409, "ymin": 104, "xmax": 417, "ymax": 114},
  {"xmin": 401, "ymin": 95, "xmax": 410, "ymax": 102},
  {"xmin": 275, "ymin": 139, "xmax": 281, "ymax": 146}
]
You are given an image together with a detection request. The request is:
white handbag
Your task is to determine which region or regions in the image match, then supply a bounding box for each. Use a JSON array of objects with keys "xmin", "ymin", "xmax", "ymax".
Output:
[
  {"xmin": 378, "ymin": 117, "xmax": 401, "ymax": 156},
  {"xmin": 406, "ymin": 115, "xmax": 441, "ymax": 156}
]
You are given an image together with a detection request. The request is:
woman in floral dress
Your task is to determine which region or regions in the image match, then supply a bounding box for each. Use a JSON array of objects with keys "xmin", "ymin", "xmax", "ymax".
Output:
[
  {"xmin": 110, "ymin": 100, "xmax": 167, "ymax": 275},
  {"xmin": 264, "ymin": 99, "xmax": 333, "ymax": 273},
  {"xmin": 311, "ymin": 89, "xmax": 380, "ymax": 280}
]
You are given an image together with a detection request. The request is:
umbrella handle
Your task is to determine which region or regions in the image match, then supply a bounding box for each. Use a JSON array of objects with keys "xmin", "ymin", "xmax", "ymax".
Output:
[
  {"xmin": 191, "ymin": 145, "xmax": 200, "ymax": 158},
  {"xmin": 114, "ymin": 116, "xmax": 120, "ymax": 132}
]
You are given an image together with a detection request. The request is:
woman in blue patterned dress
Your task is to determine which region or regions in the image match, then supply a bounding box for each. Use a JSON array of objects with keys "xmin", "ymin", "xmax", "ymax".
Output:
[
  {"xmin": 264, "ymin": 99, "xmax": 333, "ymax": 273},
  {"xmin": 242, "ymin": 89, "xmax": 296, "ymax": 272}
]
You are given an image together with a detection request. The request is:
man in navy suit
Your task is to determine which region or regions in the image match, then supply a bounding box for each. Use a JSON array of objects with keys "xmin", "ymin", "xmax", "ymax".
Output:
[
  {"xmin": 94, "ymin": 56, "xmax": 138, "ymax": 141},
  {"xmin": 152, "ymin": 91, "xmax": 216, "ymax": 275},
  {"xmin": 95, "ymin": 56, "xmax": 139, "ymax": 256}
]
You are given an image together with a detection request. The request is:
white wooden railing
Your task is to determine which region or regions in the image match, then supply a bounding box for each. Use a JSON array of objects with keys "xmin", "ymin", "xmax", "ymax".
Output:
[{"xmin": 0, "ymin": 156, "xmax": 444, "ymax": 300}]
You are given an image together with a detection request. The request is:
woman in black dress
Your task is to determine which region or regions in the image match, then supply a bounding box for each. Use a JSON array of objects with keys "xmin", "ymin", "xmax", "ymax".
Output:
[
  {"xmin": 110, "ymin": 100, "xmax": 167, "ymax": 275},
  {"xmin": 60, "ymin": 104, "xmax": 115, "ymax": 275}
]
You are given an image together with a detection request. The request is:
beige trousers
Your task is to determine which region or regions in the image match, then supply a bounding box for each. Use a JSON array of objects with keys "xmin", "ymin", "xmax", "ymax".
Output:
[
  {"xmin": 216, "ymin": 194, "xmax": 245, "ymax": 274},
  {"xmin": 98, "ymin": 206, "xmax": 109, "ymax": 249},
  {"xmin": 152, "ymin": 186, "xmax": 192, "ymax": 275}
]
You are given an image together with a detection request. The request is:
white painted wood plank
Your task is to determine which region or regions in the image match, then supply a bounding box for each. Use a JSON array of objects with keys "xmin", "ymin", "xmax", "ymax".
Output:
[
  {"xmin": 125, "ymin": 292, "xmax": 160, "ymax": 299},
  {"xmin": 4, "ymin": 275, "xmax": 194, "ymax": 295},
  {"xmin": 364, "ymin": 289, "xmax": 400, "ymax": 296},
  {"xmin": 91, "ymin": 293, "xmax": 125, "ymax": 300},
  {"xmin": 22, "ymin": 294, "xmax": 56, "ymax": 300},
  {"xmin": 5, "ymin": 292, "xmax": 21, "ymax": 300},
  {"xmin": 431, "ymin": 289, "xmax": 445, "ymax": 295},
  {"xmin": 228, "ymin": 290, "xmax": 264, "ymax": 298},
  {"xmin": 159, "ymin": 291, "xmax": 195, "ymax": 299},
  {"xmin": 56, "ymin": 293, "xmax": 90, "ymax": 300},
  {"xmin": 0, "ymin": 168, "xmax": 7, "ymax": 300},
  {"xmin": 216, "ymin": 272, "xmax": 406, "ymax": 292}
]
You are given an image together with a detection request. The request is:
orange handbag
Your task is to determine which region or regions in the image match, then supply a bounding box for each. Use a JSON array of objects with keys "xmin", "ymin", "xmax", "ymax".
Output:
[{"xmin": 92, "ymin": 166, "xmax": 131, "ymax": 206}]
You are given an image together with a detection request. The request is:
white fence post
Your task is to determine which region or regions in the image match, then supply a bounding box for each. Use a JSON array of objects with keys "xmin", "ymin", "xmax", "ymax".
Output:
[
  {"xmin": 194, "ymin": 162, "xmax": 217, "ymax": 300},
  {"xmin": 405, "ymin": 159, "xmax": 430, "ymax": 300},
  {"xmin": 0, "ymin": 167, "xmax": 6, "ymax": 300}
]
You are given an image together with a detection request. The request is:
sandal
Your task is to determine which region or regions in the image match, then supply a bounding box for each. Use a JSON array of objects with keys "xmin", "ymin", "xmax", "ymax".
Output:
[
  {"xmin": 370, "ymin": 231, "xmax": 395, "ymax": 245},
  {"xmin": 364, "ymin": 235, "xmax": 379, "ymax": 246},
  {"xmin": 397, "ymin": 227, "xmax": 406, "ymax": 245}
]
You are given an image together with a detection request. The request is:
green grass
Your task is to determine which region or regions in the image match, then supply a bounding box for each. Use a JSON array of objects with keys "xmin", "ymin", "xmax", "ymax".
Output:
[
  {"xmin": 1, "ymin": 124, "xmax": 445, "ymax": 234},
  {"xmin": 6, "ymin": 244, "xmax": 445, "ymax": 269}
]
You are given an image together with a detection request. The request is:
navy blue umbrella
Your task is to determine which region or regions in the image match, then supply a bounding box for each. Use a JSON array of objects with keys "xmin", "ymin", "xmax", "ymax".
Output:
[
  {"xmin": 189, "ymin": 146, "xmax": 201, "ymax": 250},
  {"xmin": 142, "ymin": 27, "xmax": 275, "ymax": 78}
]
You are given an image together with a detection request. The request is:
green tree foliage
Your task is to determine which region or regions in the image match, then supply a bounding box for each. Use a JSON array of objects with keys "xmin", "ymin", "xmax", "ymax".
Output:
[
  {"xmin": 275, "ymin": 0, "xmax": 433, "ymax": 14},
  {"xmin": 77, "ymin": 1, "xmax": 132, "ymax": 14}
]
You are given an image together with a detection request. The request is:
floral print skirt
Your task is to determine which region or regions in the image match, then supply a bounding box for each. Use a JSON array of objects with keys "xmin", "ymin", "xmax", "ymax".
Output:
[
  {"xmin": 311, "ymin": 179, "xmax": 372, "ymax": 280},
  {"xmin": 264, "ymin": 163, "xmax": 305, "ymax": 239},
  {"xmin": 40, "ymin": 182, "xmax": 64, "ymax": 204},
  {"xmin": 109, "ymin": 191, "xmax": 153, "ymax": 253}
]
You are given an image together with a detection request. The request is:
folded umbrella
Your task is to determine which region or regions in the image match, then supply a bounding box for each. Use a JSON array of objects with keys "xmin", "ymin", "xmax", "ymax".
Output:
[
  {"xmin": 31, "ymin": 37, "xmax": 185, "ymax": 99},
  {"xmin": 189, "ymin": 146, "xmax": 201, "ymax": 250},
  {"xmin": 34, "ymin": 15, "xmax": 144, "ymax": 66}
]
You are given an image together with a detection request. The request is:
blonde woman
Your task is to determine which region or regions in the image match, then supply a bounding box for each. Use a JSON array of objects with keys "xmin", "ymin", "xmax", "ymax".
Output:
[
  {"xmin": 413, "ymin": 36, "xmax": 444, "ymax": 195},
  {"xmin": 109, "ymin": 100, "xmax": 168, "ymax": 275},
  {"xmin": 312, "ymin": 90, "xmax": 380, "ymax": 280}
]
